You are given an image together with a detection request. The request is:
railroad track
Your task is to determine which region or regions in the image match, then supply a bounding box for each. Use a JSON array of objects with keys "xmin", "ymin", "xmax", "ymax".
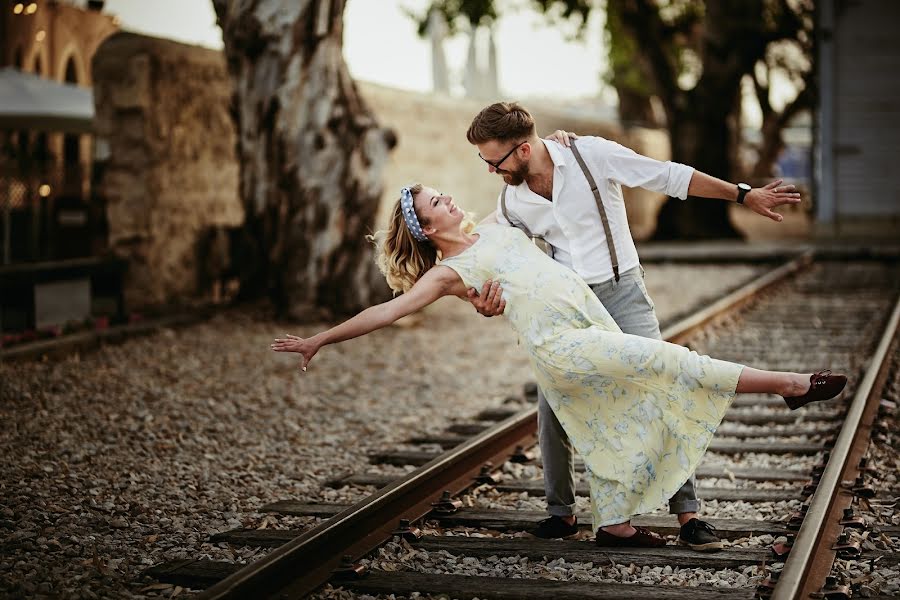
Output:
[{"xmin": 146, "ymin": 254, "xmax": 900, "ymax": 599}]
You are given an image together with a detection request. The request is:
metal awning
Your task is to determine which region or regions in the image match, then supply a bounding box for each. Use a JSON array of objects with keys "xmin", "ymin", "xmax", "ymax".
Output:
[{"xmin": 0, "ymin": 67, "xmax": 94, "ymax": 134}]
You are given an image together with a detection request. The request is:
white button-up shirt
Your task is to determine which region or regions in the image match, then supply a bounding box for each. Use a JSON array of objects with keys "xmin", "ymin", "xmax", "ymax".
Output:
[{"xmin": 496, "ymin": 137, "xmax": 695, "ymax": 285}]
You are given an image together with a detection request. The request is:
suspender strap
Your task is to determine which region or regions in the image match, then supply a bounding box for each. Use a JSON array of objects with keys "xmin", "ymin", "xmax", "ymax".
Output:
[
  {"xmin": 570, "ymin": 140, "xmax": 620, "ymax": 282},
  {"xmin": 500, "ymin": 184, "xmax": 536, "ymax": 239}
]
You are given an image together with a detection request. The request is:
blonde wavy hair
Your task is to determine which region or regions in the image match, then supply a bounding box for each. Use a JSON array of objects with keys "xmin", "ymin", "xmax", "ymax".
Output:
[{"xmin": 369, "ymin": 184, "xmax": 476, "ymax": 294}]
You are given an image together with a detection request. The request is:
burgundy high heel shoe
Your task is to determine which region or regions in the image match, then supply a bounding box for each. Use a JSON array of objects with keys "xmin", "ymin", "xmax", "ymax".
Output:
[{"xmin": 783, "ymin": 370, "xmax": 848, "ymax": 410}]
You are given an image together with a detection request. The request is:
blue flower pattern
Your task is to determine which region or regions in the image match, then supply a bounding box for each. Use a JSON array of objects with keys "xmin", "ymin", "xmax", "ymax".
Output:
[{"xmin": 440, "ymin": 225, "xmax": 744, "ymax": 529}]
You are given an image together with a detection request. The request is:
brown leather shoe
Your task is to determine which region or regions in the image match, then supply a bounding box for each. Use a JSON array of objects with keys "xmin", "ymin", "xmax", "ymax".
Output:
[
  {"xmin": 783, "ymin": 370, "xmax": 848, "ymax": 410},
  {"xmin": 595, "ymin": 526, "xmax": 666, "ymax": 548}
]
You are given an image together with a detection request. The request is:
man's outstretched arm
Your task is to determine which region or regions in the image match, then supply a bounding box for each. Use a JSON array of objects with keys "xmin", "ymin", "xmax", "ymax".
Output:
[{"xmin": 687, "ymin": 172, "xmax": 802, "ymax": 222}]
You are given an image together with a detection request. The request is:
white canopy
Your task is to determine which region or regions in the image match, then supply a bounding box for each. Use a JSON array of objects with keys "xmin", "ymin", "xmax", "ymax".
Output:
[{"xmin": 0, "ymin": 67, "xmax": 94, "ymax": 134}]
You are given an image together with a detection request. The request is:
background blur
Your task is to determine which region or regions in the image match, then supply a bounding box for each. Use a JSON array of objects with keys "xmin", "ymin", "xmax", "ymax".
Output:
[{"xmin": 1, "ymin": 0, "xmax": 897, "ymax": 342}]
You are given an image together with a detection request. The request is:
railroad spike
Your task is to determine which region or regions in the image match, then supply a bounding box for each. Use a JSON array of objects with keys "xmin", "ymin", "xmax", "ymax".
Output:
[
  {"xmin": 474, "ymin": 463, "xmax": 500, "ymax": 485},
  {"xmin": 333, "ymin": 555, "xmax": 368, "ymax": 580},
  {"xmin": 509, "ymin": 445, "xmax": 536, "ymax": 463},
  {"xmin": 850, "ymin": 475, "xmax": 876, "ymax": 499},
  {"xmin": 839, "ymin": 508, "xmax": 866, "ymax": 529},
  {"xmin": 393, "ymin": 518, "xmax": 423, "ymax": 542},
  {"xmin": 802, "ymin": 476, "xmax": 821, "ymax": 496},
  {"xmin": 821, "ymin": 575, "xmax": 850, "ymax": 600},
  {"xmin": 832, "ymin": 530, "xmax": 861, "ymax": 558},
  {"xmin": 430, "ymin": 491, "xmax": 463, "ymax": 514},
  {"xmin": 786, "ymin": 504, "xmax": 809, "ymax": 530},
  {"xmin": 786, "ymin": 511, "xmax": 806, "ymax": 531},
  {"xmin": 771, "ymin": 534, "xmax": 794, "ymax": 558},
  {"xmin": 755, "ymin": 569, "xmax": 781, "ymax": 598}
]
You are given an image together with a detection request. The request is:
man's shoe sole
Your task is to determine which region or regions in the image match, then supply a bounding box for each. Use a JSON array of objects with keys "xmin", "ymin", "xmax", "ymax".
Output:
[{"xmin": 677, "ymin": 537, "xmax": 724, "ymax": 552}]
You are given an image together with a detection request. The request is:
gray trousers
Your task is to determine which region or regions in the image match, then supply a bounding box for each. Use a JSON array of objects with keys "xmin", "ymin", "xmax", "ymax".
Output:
[{"xmin": 538, "ymin": 265, "xmax": 700, "ymax": 518}]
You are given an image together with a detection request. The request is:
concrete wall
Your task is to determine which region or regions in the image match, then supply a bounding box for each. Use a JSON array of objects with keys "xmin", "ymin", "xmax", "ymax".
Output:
[{"xmin": 92, "ymin": 33, "xmax": 243, "ymax": 309}]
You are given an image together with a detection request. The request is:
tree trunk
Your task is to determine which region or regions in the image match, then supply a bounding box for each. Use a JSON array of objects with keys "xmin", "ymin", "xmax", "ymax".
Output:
[
  {"xmin": 615, "ymin": 88, "xmax": 660, "ymax": 128},
  {"xmin": 213, "ymin": 0, "xmax": 395, "ymax": 319},
  {"xmin": 653, "ymin": 96, "xmax": 741, "ymax": 239},
  {"xmin": 651, "ymin": 1, "xmax": 766, "ymax": 241}
]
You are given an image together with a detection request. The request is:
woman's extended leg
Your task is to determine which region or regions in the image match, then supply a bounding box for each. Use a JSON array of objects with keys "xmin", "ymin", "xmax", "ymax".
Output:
[
  {"xmin": 736, "ymin": 367, "xmax": 809, "ymax": 396},
  {"xmin": 735, "ymin": 367, "xmax": 847, "ymax": 410}
]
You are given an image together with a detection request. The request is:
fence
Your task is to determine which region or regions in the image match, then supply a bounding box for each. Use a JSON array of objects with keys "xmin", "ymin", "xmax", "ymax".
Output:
[{"xmin": 0, "ymin": 164, "xmax": 105, "ymax": 265}]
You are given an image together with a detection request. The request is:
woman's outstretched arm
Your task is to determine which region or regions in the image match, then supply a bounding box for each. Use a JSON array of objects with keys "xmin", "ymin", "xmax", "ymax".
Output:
[{"xmin": 271, "ymin": 265, "xmax": 464, "ymax": 371}]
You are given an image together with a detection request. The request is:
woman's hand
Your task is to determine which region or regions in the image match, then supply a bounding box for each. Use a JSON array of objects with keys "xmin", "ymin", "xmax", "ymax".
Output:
[
  {"xmin": 544, "ymin": 130, "xmax": 578, "ymax": 147},
  {"xmin": 271, "ymin": 333, "xmax": 320, "ymax": 372}
]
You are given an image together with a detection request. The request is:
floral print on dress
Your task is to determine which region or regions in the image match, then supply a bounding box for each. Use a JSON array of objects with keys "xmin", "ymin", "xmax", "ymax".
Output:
[{"xmin": 440, "ymin": 224, "xmax": 744, "ymax": 530}]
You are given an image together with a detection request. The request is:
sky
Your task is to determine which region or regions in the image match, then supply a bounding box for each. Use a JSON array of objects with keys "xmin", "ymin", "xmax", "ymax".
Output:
[
  {"xmin": 98, "ymin": 0, "xmax": 799, "ymax": 127},
  {"xmin": 101, "ymin": 0, "xmax": 611, "ymax": 101}
]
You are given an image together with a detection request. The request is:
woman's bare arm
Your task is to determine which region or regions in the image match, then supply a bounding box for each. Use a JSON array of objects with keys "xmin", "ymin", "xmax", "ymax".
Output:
[{"xmin": 271, "ymin": 266, "xmax": 464, "ymax": 370}]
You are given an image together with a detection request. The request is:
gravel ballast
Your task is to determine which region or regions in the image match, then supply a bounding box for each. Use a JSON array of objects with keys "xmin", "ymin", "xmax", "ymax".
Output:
[{"xmin": 1, "ymin": 264, "xmax": 765, "ymax": 598}]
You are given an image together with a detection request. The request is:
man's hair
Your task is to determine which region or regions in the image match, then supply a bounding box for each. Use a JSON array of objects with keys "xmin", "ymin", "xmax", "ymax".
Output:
[{"xmin": 466, "ymin": 101, "xmax": 536, "ymax": 145}]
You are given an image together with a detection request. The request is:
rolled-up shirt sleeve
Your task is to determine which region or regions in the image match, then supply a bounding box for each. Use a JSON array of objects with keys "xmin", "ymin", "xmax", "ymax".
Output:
[{"xmin": 595, "ymin": 138, "xmax": 695, "ymax": 200}]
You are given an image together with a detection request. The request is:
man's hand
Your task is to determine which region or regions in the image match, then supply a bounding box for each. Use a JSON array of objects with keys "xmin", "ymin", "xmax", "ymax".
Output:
[
  {"xmin": 544, "ymin": 130, "xmax": 578, "ymax": 147},
  {"xmin": 744, "ymin": 179, "xmax": 802, "ymax": 222},
  {"xmin": 467, "ymin": 280, "xmax": 506, "ymax": 317}
]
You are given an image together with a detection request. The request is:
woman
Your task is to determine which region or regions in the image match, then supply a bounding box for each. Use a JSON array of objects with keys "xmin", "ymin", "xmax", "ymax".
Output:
[{"xmin": 271, "ymin": 184, "xmax": 846, "ymax": 545}]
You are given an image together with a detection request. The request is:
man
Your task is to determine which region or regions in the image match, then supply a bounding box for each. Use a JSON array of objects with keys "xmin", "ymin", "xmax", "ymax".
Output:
[{"xmin": 465, "ymin": 101, "xmax": 800, "ymax": 551}]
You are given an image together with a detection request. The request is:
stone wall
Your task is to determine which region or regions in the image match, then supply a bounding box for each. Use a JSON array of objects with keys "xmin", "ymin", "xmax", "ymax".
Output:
[
  {"xmin": 362, "ymin": 83, "xmax": 670, "ymax": 239},
  {"xmin": 92, "ymin": 33, "xmax": 243, "ymax": 309},
  {"xmin": 91, "ymin": 33, "xmax": 670, "ymax": 309}
]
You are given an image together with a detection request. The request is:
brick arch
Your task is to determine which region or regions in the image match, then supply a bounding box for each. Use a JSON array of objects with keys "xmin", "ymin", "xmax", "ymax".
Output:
[
  {"xmin": 12, "ymin": 45, "xmax": 24, "ymax": 69},
  {"xmin": 26, "ymin": 43, "xmax": 50, "ymax": 76},
  {"xmin": 57, "ymin": 44, "xmax": 87, "ymax": 84}
]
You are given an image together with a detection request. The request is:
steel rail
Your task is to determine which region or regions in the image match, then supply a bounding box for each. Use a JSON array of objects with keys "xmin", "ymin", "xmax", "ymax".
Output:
[
  {"xmin": 661, "ymin": 250, "xmax": 813, "ymax": 345},
  {"xmin": 200, "ymin": 408, "xmax": 537, "ymax": 600},
  {"xmin": 773, "ymin": 293, "xmax": 900, "ymax": 600},
  {"xmin": 199, "ymin": 253, "xmax": 812, "ymax": 600}
]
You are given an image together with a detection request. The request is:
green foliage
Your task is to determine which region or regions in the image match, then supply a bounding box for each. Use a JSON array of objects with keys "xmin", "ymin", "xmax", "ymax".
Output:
[
  {"xmin": 407, "ymin": 0, "xmax": 499, "ymax": 37},
  {"xmin": 410, "ymin": 0, "xmax": 593, "ymax": 37}
]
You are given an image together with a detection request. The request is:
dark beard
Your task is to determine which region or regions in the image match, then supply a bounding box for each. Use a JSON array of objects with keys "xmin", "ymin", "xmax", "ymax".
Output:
[{"xmin": 499, "ymin": 162, "xmax": 528, "ymax": 186}]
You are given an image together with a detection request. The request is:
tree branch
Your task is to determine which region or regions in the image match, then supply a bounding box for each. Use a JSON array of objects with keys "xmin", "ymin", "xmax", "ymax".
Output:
[{"xmin": 612, "ymin": 0, "xmax": 679, "ymax": 108}]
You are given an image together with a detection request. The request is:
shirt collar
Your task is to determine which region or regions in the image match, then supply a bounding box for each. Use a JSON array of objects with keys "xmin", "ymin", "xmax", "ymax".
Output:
[{"xmin": 542, "ymin": 139, "xmax": 568, "ymax": 171}]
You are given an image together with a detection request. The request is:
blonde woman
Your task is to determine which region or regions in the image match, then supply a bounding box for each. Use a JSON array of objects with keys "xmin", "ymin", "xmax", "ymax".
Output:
[{"xmin": 271, "ymin": 184, "xmax": 846, "ymax": 547}]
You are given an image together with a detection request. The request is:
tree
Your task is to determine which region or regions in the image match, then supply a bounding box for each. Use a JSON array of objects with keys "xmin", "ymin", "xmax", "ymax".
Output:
[
  {"xmin": 419, "ymin": 0, "xmax": 814, "ymax": 239},
  {"xmin": 213, "ymin": 0, "xmax": 395, "ymax": 319}
]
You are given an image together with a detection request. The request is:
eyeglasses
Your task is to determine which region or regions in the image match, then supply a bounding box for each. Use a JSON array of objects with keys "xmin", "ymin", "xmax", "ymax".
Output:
[{"xmin": 479, "ymin": 140, "xmax": 526, "ymax": 170}]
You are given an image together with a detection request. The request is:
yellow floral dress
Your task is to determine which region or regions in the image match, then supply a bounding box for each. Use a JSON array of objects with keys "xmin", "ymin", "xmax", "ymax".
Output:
[{"xmin": 440, "ymin": 224, "xmax": 745, "ymax": 529}]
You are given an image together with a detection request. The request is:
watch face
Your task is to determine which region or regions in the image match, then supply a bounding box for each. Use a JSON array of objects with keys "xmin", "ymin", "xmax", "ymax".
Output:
[{"xmin": 738, "ymin": 183, "xmax": 751, "ymax": 191}]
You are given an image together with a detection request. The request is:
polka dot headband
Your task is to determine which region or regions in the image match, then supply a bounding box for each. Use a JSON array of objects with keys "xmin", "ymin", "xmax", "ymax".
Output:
[{"xmin": 400, "ymin": 187, "xmax": 428, "ymax": 242}]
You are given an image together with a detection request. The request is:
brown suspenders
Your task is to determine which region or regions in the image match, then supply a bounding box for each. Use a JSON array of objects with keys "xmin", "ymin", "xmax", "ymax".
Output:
[{"xmin": 499, "ymin": 139, "xmax": 621, "ymax": 282}]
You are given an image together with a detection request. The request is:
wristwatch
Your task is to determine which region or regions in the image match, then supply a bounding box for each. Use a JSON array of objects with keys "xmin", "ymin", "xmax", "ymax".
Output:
[{"xmin": 736, "ymin": 182, "xmax": 751, "ymax": 204}]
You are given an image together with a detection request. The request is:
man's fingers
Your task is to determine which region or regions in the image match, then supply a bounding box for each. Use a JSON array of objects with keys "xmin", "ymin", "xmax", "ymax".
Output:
[
  {"xmin": 485, "ymin": 281, "xmax": 498, "ymax": 300},
  {"xmin": 763, "ymin": 179, "xmax": 784, "ymax": 190}
]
